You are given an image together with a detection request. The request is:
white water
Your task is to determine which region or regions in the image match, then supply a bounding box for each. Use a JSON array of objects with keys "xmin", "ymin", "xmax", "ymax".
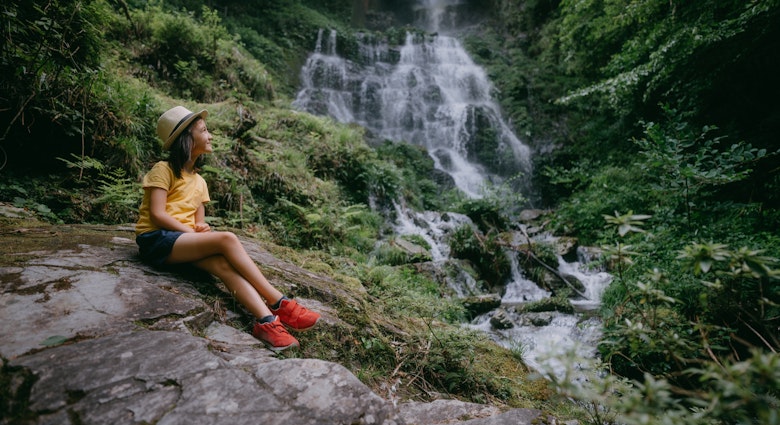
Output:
[
  {"xmin": 469, "ymin": 247, "xmax": 610, "ymax": 379},
  {"xmin": 563, "ymin": 250, "xmax": 613, "ymax": 311},
  {"xmin": 413, "ymin": 0, "xmax": 466, "ymax": 33},
  {"xmin": 502, "ymin": 252, "xmax": 551, "ymax": 303},
  {"xmin": 470, "ymin": 311, "xmax": 604, "ymax": 379}
]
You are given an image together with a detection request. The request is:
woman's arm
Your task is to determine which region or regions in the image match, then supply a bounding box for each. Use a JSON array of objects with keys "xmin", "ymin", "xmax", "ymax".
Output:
[
  {"xmin": 194, "ymin": 203, "xmax": 210, "ymax": 232},
  {"xmin": 148, "ymin": 187, "xmax": 194, "ymax": 233}
]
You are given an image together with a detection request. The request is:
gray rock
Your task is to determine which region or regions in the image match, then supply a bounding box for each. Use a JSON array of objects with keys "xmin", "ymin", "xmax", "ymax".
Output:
[
  {"xmin": 0, "ymin": 258, "xmax": 207, "ymax": 359},
  {"xmin": 394, "ymin": 238, "xmax": 432, "ymax": 261},
  {"xmin": 397, "ymin": 399, "xmax": 502, "ymax": 424},
  {"xmin": 518, "ymin": 209, "xmax": 545, "ymax": 222},
  {"xmin": 490, "ymin": 308, "xmax": 515, "ymax": 330},
  {"xmin": 554, "ymin": 236, "xmax": 578, "ymax": 257},
  {"xmin": 12, "ymin": 330, "xmax": 221, "ymax": 418},
  {"xmin": 461, "ymin": 294, "xmax": 502, "ymax": 317},
  {"xmin": 518, "ymin": 312, "xmax": 555, "ymax": 327},
  {"xmin": 458, "ymin": 408, "xmax": 544, "ymax": 424},
  {"xmin": 396, "ymin": 399, "xmax": 548, "ymax": 425},
  {"xmin": 255, "ymin": 358, "xmax": 400, "ymax": 425}
]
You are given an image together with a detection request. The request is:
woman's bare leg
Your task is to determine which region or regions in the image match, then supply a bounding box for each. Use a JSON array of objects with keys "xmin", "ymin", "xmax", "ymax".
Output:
[
  {"xmin": 193, "ymin": 255, "xmax": 273, "ymax": 318},
  {"xmin": 167, "ymin": 231, "xmax": 283, "ymax": 304}
]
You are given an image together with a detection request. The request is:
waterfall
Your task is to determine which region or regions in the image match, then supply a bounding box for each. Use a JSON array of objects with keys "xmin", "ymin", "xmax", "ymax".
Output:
[
  {"xmin": 293, "ymin": 1, "xmax": 609, "ymax": 380},
  {"xmin": 293, "ymin": 29, "xmax": 531, "ymax": 199}
]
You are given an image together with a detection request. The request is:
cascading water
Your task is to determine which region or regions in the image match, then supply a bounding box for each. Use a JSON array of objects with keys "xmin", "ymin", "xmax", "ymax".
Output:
[
  {"xmin": 468, "ymin": 247, "xmax": 611, "ymax": 378},
  {"xmin": 293, "ymin": 27, "xmax": 531, "ymax": 198},
  {"xmin": 293, "ymin": 0, "xmax": 610, "ymax": 379}
]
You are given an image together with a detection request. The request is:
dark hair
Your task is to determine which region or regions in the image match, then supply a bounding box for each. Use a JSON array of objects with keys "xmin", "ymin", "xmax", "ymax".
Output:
[{"xmin": 166, "ymin": 117, "xmax": 203, "ymax": 179}]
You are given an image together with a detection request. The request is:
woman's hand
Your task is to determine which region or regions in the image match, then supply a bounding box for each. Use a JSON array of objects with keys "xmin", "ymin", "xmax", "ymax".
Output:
[{"xmin": 194, "ymin": 223, "xmax": 211, "ymax": 232}]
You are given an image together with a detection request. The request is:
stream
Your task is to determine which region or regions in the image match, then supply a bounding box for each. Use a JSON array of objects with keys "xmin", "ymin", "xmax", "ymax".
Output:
[
  {"xmin": 393, "ymin": 206, "xmax": 611, "ymax": 379},
  {"xmin": 292, "ymin": 0, "xmax": 611, "ymax": 379}
]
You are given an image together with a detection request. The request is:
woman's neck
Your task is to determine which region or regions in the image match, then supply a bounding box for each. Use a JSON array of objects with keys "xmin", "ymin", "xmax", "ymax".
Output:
[{"xmin": 183, "ymin": 156, "xmax": 199, "ymax": 173}]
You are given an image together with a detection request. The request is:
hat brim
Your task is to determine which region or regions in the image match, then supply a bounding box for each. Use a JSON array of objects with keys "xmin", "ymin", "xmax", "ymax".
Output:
[{"xmin": 162, "ymin": 109, "xmax": 209, "ymax": 150}]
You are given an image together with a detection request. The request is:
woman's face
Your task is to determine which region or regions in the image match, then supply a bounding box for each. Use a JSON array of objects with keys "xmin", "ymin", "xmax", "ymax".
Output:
[{"xmin": 190, "ymin": 119, "xmax": 213, "ymax": 157}]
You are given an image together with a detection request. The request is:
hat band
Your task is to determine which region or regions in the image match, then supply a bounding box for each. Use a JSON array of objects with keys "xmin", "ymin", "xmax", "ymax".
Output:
[{"xmin": 168, "ymin": 112, "xmax": 196, "ymax": 138}]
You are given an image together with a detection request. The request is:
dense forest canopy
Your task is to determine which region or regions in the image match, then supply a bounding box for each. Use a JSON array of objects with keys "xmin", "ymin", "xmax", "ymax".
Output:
[{"xmin": 2, "ymin": 0, "xmax": 780, "ymax": 423}]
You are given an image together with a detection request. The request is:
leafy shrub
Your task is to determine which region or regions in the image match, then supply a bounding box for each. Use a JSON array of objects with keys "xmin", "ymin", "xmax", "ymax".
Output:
[
  {"xmin": 542, "ymin": 212, "xmax": 780, "ymax": 425},
  {"xmin": 552, "ymin": 165, "xmax": 653, "ymax": 243},
  {"xmin": 634, "ymin": 107, "xmax": 767, "ymax": 228},
  {"xmin": 364, "ymin": 265, "xmax": 463, "ymax": 322},
  {"xmin": 93, "ymin": 169, "xmax": 143, "ymax": 223}
]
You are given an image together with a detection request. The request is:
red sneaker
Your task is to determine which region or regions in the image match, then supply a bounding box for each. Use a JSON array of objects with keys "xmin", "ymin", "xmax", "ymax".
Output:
[
  {"xmin": 272, "ymin": 298, "xmax": 320, "ymax": 331},
  {"xmin": 252, "ymin": 316, "xmax": 299, "ymax": 351}
]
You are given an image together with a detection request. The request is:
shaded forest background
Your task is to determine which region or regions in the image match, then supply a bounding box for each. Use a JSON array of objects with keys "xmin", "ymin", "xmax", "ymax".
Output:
[{"xmin": 2, "ymin": 1, "xmax": 780, "ymax": 424}]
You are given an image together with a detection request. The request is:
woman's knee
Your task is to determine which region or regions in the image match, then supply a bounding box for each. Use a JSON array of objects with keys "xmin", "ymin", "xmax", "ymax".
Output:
[
  {"xmin": 211, "ymin": 231, "xmax": 241, "ymax": 249},
  {"xmin": 219, "ymin": 231, "xmax": 240, "ymax": 243}
]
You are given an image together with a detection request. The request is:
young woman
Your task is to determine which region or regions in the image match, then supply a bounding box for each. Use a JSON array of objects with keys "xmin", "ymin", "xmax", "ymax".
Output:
[{"xmin": 135, "ymin": 106, "xmax": 319, "ymax": 351}]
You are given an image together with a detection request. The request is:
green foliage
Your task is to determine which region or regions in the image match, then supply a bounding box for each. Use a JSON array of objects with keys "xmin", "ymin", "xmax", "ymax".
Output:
[
  {"xmin": 551, "ymin": 165, "xmax": 653, "ymax": 243},
  {"xmin": 544, "ymin": 89, "xmax": 780, "ymax": 421},
  {"xmin": 51, "ymin": 153, "xmax": 144, "ymax": 223},
  {"xmin": 676, "ymin": 242, "xmax": 780, "ymax": 352},
  {"xmin": 94, "ymin": 168, "xmax": 143, "ymax": 223},
  {"xmin": 218, "ymin": 1, "xmax": 353, "ymax": 94},
  {"xmin": 125, "ymin": 3, "xmax": 275, "ymax": 102},
  {"xmin": 10, "ymin": 196, "xmax": 60, "ymax": 223},
  {"xmin": 578, "ymin": 206, "xmax": 780, "ymax": 423},
  {"xmin": 635, "ymin": 107, "xmax": 768, "ymax": 227},
  {"xmin": 0, "ymin": 0, "xmax": 112, "ymax": 169},
  {"xmin": 371, "ymin": 242, "xmax": 413, "ymax": 267},
  {"xmin": 401, "ymin": 234, "xmax": 430, "ymax": 251},
  {"xmin": 375, "ymin": 141, "xmax": 445, "ymax": 211},
  {"xmin": 603, "ymin": 210, "xmax": 651, "ymax": 238},
  {"xmin": 298, "ymin": 202, "xmax": 380, "ymax": 252},
  {"xmin": 550, "ymin": 349, "xmax": 780, "ymax": 425},
  {"xmin": 303, "ymin": 123, "xmax": 395, "ymax": 204},
  {"xmin": 601, "ymin": 210, "xmax": 651, "ymax": 280},
  {"xmin": 365, "ymin": 265, "xmax": 463, "ymax": 322},
  {"xmin": 544, "ymin": 225, "xmax": 780, "ymax": 424},
  {"xmin": 0, "ymin": 360, "xmax": 36, "ymax": 422},
  {"xmin": 557, "ymin": 0, "xmax": 779, "ymax": 114}
]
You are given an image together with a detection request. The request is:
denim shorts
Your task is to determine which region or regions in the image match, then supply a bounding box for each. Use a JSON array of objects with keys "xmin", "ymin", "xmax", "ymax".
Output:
[{"xmin": 136, "ymin": 229, "xmax": 184, "ymax": 268}]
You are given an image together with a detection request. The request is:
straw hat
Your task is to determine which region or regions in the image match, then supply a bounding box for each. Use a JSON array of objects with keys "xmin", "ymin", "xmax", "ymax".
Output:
[{"xmin": 157, "ymin": 106, "xmax": 209, "ymax": 150}]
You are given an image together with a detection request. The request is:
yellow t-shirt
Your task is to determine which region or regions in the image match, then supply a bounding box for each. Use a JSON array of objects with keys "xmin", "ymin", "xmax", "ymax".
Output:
[{"xmin": 135, "ymin": 161, "xmax": 210, "ymax": 235}]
